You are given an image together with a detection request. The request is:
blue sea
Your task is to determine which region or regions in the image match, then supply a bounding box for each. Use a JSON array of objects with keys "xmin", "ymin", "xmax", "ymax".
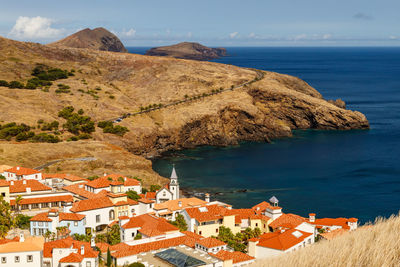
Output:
[{"xmin": 128, "ymin": 47, "xmax": 400, "ymax": 223}]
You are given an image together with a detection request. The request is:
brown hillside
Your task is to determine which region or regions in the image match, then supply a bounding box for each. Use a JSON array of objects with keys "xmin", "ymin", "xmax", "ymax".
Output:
[
  {"xmin": 0, "ymin": 36, "xmax": 368, "ymax": 183},
  {"xmin": 48, "ymin": 27, "xmax": 128, "ymax": 52}
]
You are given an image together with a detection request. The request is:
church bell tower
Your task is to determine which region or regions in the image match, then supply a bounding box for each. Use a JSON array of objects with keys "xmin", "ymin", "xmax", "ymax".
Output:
[{"xmin": 169, "ymin": 164, "xmax": 179, "ymax": 200}]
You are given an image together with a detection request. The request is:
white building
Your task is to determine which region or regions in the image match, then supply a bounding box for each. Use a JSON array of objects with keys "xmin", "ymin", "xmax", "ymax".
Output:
[
  {"xmin": 0, "ymin": 234, "xmax": 44, "ymax": 267},
  {"xmin": 155, "ymin": 165, "xmax": 180, "ymax": 203},
  {"xmin": 2, "ymin": 166, "xmax": 42, "ymax": 181}
]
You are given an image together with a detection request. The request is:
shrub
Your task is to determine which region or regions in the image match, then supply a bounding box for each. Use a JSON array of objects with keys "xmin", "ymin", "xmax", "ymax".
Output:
[
  {"xmin": 150, "ymin": 184, "xmax": 161, "ymax": 192},
  {"xmin": 78, "ymin": 133, "xmax": 92, "ymax": 140},
  {"xmin": 126, "ymin": 190, "xmax": 141, "ymax": 201},
  {"xmin": 98, "ymin": 121, "xmax": 113, "ymax": 129},
  {"xmin": 8, "ymin": 81, "xmax": 24, "ymax": 89},
  {"xmin": 15, "ymin": 131, "xmax": 34, "ymax": 141},
  {"xmin": 31, "ymin": 133, "xmax": 60, "ymax": 143},
  {"xmin": 0, "ymin": 80, "xmax": 9, "ymax": 87},
  {"xmin": 103, "ymin": 125, "xmax": 129, "ymax": 136},
  {"xmin": 67, "ymin": 136, "xmax": 79, "ymax": 141},
  {"xmin": 128, "ymin": 263, "xmax": 145, "ymax": 267}
]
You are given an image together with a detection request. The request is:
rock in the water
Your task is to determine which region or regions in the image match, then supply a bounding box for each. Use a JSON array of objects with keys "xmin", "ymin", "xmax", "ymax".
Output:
[{"xmin": 146, "ymin": 42, "xmax": 227, "ymax": 60}]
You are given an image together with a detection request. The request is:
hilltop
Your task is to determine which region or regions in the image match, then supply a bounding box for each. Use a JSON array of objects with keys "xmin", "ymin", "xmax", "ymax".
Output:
[
  {"xmin": 256, "ymin": 214, "xmax": 400, "ymax": 267},
  {"xmin": 0, "ymin": 35, "xmax": 368, "ymax": 183},
  {"xmin": 145, "ymin": 42, "xmax": 227, "ymax": 60},
  {"xmin": 48, "ymin": 27, "xmax": 128, "ymax": 52}
]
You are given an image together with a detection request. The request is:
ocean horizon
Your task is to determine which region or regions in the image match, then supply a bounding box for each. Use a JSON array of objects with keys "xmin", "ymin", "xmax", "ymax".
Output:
[{"xmin": 127, "ymin": 46, "xmax": 400, "ymax": 223}]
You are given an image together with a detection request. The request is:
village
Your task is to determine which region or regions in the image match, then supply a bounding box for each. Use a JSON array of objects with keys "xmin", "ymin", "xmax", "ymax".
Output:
[{"xmin": 0, "ymin": 164, "xmax": 359, "ymax": 267}]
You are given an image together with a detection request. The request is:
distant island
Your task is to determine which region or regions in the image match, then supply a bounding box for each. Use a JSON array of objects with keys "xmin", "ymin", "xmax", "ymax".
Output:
[
  {"xmin": 48, "ymin": 27, "xmax": 128, "ymax": 53},
  {"xmin": 145, "ymin": 42, "xmax": 227, "ymax": 61}
]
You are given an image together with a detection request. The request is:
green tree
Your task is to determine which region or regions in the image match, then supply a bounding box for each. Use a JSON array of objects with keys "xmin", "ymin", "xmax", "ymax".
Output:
[
  {"xmin": 0, "ymin": 175, "xmax": 5, "ymax": 180},
  {"xmin": 128, "ymin": 263, "xmax": 145, "ymax": 267},
  {"xmin": 107, "ymin": 224, "xmax": 121, "ymax": 245},
  {"xmin": 126, "ymin": 190, "xmax": 141, "ymax": 201},
  {"xmin": 134, "ymin": 233, "xmax": 142, "ymax": 240},
  {"xmin": 0, "ymin": 196, "xmax": 12, "ymax": 238},
  {"xmin": 106, "ymin": 247, "xmax": 112, "ymax": 267},
  {"xmin": 150, "ymin": 184, "xmax": 161, "ymax": 192},
  {"xmin": 169, "ymin": 214, "xmax": 188, "ymax": 231}
]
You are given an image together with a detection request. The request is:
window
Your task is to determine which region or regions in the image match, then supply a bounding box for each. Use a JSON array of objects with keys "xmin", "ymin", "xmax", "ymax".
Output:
[
  {"xmin": 132, "ymin": 232, "xmax": 135, "ymax": 237},
  {"xmin": 86, "ymin": 262, "xmax": 91, "ymax": 267},
  {"xmin": 38, "ymin": 222, "xmax": 43, "ymax": 226},
  {"xmin": 1, "ymin": 193, "xmax": 5, "ymax": 197},
  {"xmin": 32, "ymin": 222, "xmax": 36, "ymax": 226},
  {"xmin": 74, "ymin": 221, "xmax": 78, "ymax": 226},
  {"xmin": 27, "ymin": 255, "xmax": 33, "ymax": 262},
  {"xmin": 199, "ymin": 231, "xmax": 202, "ymax": 235},
  {"xmin": 1, "ymin": 257, "xmax": 6, "ymax": 263},
  {"xmin": 45, "ymin": 222, "xmax": 48, "ymax": 227},
  {"xmin": 96, "ymin": 215, "xmax": 100, "ymax": 223},
  {"xmin": 216, "ymin": 228, "xmax": 219, "ymax": 233},
  {"xmin": 255, "ymin": 223, "xmax": 258, "ymax": 227},
  {"xmin": 109, "ymin": 210, "xmax": 115, "ymax": 220},
  {"xmin": 15, "ymin": 256, "xmax": 20, "ymax": 263}
]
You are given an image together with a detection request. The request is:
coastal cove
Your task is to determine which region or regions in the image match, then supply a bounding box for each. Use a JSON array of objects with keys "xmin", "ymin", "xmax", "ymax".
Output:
[{"xmin": 130, "ymin": 47, "xmax": 400, "ymax": 224}]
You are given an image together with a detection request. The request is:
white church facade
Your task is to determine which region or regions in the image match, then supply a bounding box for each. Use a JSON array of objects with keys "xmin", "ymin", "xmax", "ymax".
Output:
[{"xmin": 155, "ymin": 165, "xmax": 180, "ymax": 203}]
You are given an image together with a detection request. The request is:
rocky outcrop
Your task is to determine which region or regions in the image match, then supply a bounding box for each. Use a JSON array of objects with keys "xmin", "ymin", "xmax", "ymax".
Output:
[
  {"xmin": 48, "ymin": 27, "xmax": 128, "ymax": 53},
  {"xmin": 145, "ymin": 42, "xmax": 227, "ymax": 60}
]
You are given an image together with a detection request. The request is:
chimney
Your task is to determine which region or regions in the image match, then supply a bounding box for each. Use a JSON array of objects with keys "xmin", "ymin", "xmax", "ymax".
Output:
[
  {"xmin": 205, "ymin": 193, "xmax": 210, "ymax": 203},
  {"xmin": 80, "ymin": 245, "xmax": 85, "ymax": 255},
  {"xmin": 309, "ymin": 213, "xmax": 316, "ymax": 223},
  {"xmin": 23, "ymin": 180, "xmax": 27, "ymax": 185},
  {"xmin": 104, "ymin": 173, "xmax": 107, "ymax": 177},
  {"xmin": 19, "ymin": 233, "xmax": 25, "ymax": 242},
  {"xmin": 78, "ymin": 184, "xmax": 83, "ymax": 188},
  {"xmin": 26, "ymin": 187, "xmax": 31, "ymax": 194},
  {"xmin": 91, "ymin": 236, "xmax": 96, "ymax": 248},
  {"xmin": 17, "ymin": 167, "xmax": 20, "ymax": 170},
  {"xmin": 178, "ymin": 201, "xmax": 182, "ymax": 207},
  {"xmin": 10, "ymin": 181, "xmax": 14, "ymax": 185}
]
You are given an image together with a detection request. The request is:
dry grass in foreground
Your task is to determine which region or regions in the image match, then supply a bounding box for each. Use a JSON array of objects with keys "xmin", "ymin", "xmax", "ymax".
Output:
[{"xmin": 255, "ymin": 214, "xmax": 400, "ymax": 267}]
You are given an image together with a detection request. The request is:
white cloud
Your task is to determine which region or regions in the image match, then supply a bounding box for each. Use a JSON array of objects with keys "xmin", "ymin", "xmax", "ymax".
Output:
[
  {"xmin": 122, "ymin": 28, "xmax": 136, "ymax": 37},
  {"xmin": 249, "ymin": 32, "xmax": 256, "ymax": 38},
  {"xmin": 229, "ymin": 32, "xmax": 239, "ymax": 39},
  {"xmin": 322, "ymin": 34, "xmax": 332, "ymax": 40},
  {"xmin": 9, "ymin": 16, "xmax": 62, "ymax": 39},
  {"xmin": 389, "ymin": 35, "xmax": 398, "ymax": 40},
  {"xmin": 293, "ymin": 34, "xmax": 307, "ymax": 41}
]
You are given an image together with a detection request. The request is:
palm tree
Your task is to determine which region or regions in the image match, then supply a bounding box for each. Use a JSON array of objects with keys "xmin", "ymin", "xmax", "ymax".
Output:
[
  {"xmin": 15, "ymin": 195, "xmax": 22, "ymax": 215},
  {"xmin": 44, "ymin": 230, "xmax": 51, "ymax": 242}
]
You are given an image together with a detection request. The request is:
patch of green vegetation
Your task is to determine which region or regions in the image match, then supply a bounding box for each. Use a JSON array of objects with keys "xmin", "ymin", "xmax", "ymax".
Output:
[
  {"xmin": 31, "ymin": 133, "xmax": 61, "ymax": 143},
  {"xmin": 97, "ymin": 120, "xmax": 129, "ymax": 137},
  {"xmin": 55, "ymin": 83, "xmax": 71, "ymax": 94},
  {"xmin": 150, "ymin": 184, "xmax": 161, "ymax": 192},
  {"xmin": 58, "ymin": 106, "xmax": 95, "ymax": 136}
]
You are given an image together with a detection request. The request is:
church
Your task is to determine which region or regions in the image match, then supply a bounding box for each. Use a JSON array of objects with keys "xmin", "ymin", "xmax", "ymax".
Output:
[{"xmin": 155, "ymin": 165, "xmax": 180, "ymax": 203}]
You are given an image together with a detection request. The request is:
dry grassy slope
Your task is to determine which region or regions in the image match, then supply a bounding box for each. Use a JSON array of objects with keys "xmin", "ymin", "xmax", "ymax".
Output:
[
  {"xmin": 0, "ymin": 36, "xmax": 368, "ymax": 160},
  {"xmin": 256, "ymin": 215, "xmax": 400, "ymax": 267},
  {"xmin": 0, "ymin": 141, "xmax": 166, "ymax": 186}
]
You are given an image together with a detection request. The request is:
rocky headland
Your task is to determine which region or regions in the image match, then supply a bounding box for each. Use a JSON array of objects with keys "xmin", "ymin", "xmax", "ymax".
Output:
[{"xmin": 145, "ymin": 42, "xmax": 227, "ymax": 61}]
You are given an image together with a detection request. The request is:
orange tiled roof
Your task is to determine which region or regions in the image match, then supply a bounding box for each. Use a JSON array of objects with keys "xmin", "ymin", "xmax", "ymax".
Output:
[
  {"xmin": 196, "ymin": 237, "xmax": 226, "ymax": 248},
  {"xmin": 181, "ymin": 231, "xmax": 204, "ymax": 240},
  {"xmin": 319, "ymin": 228, "xmax": 349, "ymax": 240},
  {"xmin": 255, "ymin": 229, "xmax": 312, "ymax": 251},
  {"xmin": 4, "ymin": 166, "xmax": 40, "ymax": 176},
  {"xmin": 59, "ymin": 212, "xmax": 85, "ymax": 221},
  {"xmin": 0, "ymin": 237, "xmax": 19, "ymax": 245},
  {"xmin": 30, "ymin": 212, "xmax": 52, "ymax": 222},
  {"xmin": 144, "ymin": 191, "xmax": 156, "ymax": 199},
  {"xmin": 10, "ymin": 194, "xmax": 73, "ymax": 205},
  {"xmin": 213, "ymin": 250, "xmax": 255, "ymax": 264},
  {"xmin": 252, "ymin": 201, "xmax": 272, "ymax": 214},
  {"xmin": 185, "ymin": 204, "xmax": 229, "ymax": 223},
  {"xmin": 0, "ymin": 180, "xmax": 9, "ymax": 187},
  {"xmin": 86, "ymin": 177, "xmax": 123, "ymax": 189},
  {"xmin": 0, "ymin": 236, "xmax": 44, "ymax": 253},
  {"xmin": 103, "ymin": 174, "xmax": 141, "ymax": 187},
  {"xmin": 95, "ymin": 242, "xmax": 110, "ymax": 253},
  {"xmin": 59, "ymin": 252, "xmax": 84, "ymax": 263},
  {"xmin": 63, "ymin": 183, "xmax": 97, "ymax": 199},
  {"xmin": 269, "ymin": 213, "xmax": 306, "ymax": 229},
  {"xmin": 154, "ymin": 197, "xmax": 207, "ymax": 212},
  {"xmin": 9, "ymin": 179, "xmax": 51, "ymax": 193},
  {"xmin": 43, "ymin": 237, "xmax": 98, "ymax": 258},
  {"xmin": 307, "ymin": 217, "xmax": 357, "ymax": 230},
  {"xmin": 121, "ymin": 214, "xmax": 178, "ymax": 237},
  {"xmin": 138, "ymin": 198, "xmax": 154, "ymax": 204},
  {"xmin": 43, "ymin": 173, "xmax": 87, "ymax": 182},
  {"xmin": 70, "ymin": 196, "xmax": 114, "ymax": 212}
]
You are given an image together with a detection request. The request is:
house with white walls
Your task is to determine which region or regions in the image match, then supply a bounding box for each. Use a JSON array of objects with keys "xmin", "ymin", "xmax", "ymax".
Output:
[
  {"xmin": 119, "ymin": 214, "xmax": 182, "ymax": 245},
  {"xmin": 84, "ymin": 174, "xmax": 141, "ymax": 195},
  {"xmin": 43, "ymin": 237, "xmax": 98, "ymax": 267},
  {"xmin": 247, "ymin": 229, "xmax": 314, "ymax": 259},
  {"xmin": 0, "ymin": 234, "xmax": 44, "ymax": 267},
  {"xmin": 30, "ymin": 209, "xmax": 86, "ymax": 236},
  {"xmin": 42, "ymin": 173, "xmax": 88, "ymax": 188},
  {"xmin": 155, "ymin": 166, "xmax": 179, "ymax": 203},
  {"xmin": 305, "ymin": 213, "xmax": 358, "ymax": 231},
  {"xmin": 153, "ymin": 197, "xmax": 207, "ymax": 220},
  {"xmin": 2, "ymin": 166, "xmax": 42, "ymax": 181}
]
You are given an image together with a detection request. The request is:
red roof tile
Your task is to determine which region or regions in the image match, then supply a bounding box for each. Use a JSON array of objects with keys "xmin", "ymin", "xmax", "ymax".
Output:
[
  {"xmin": 121, "ymin": 214, "xmax": 178, "ymax": 237},
  {"xmin": 70, "ymin": 197, "xmax": 114, "ymax": 212},
  {"xmin": 59, "ymin": 253, "xmax": 84, "ymax": 263},
  {"xmin": 86, "ymin": 176, "xmax": 123, "ymax": 189},
  {"xmin": 9, "ymin": 180, "xmax": 51, "ymax": 193},
  {"xmin": 185, "ymin": 204, "xmax": 229, "ymax": 223},
  {"xmin": 59, "ymin": 212, "xmax": 85, "ymax": 221},
  {"xmin": 196, "ymin": 237, "xmax": 226, "ymax": 248},
  {"xmin": 213, "ymin": 250, "xmax": 255, "ymax": 264},
  {"xmin": 43, "ymin": 173, "xmax": 87, "ymax": 182},
  {"xmin": 43, "ymin": 237, "xmax": 98, "ymax": 258},
  {"xmin": 30, "ymin": 212, "xmax": 52, "ymax": 222},
  {"xmin": 255, "ymin": 229, "xmax": 313, "ymax": 251},
  {"xmin": 10, "ymin": 194, "xmax": 73, "ymax": 205},
  {"xmin": 5, "ymin": 166, "xmax": 40, "ymax": 176},
  {"xmin": 63, "ymin": 183, "xmax": 97, "ymax": 199},
  {"xmin": 269, "ymin": 213, "xmax": 306, "ymax": 229}
]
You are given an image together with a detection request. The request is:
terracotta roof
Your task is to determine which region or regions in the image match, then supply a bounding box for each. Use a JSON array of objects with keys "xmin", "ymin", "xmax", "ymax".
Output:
[
  {"xmin": 86, "ymin": 176, "xmax": 123, "ymax": 189},
  {"xmin": 112, "ymin": 236, "xmax": 195, "ymax": 258},
  {"xmin": 43, "ymin": 237, "xmax": 98, "ymax": 258},
  {"xmin": 59, "ymin": 252, "xmax": 84, "ymax": 263},
  {"xmin": 127, "ymin": 198, "xmax": 139, "ymax": 205},
  {"xmin": 0, "ymin": 165, "xmax": 12, "ymax": 173},
  {"xmin": 320, "ymin": 228, "xmax": 349, "ymax": 240},
  {"xmin": 269, "ymin": 213, "xmax": 306, "ymax": 229},
  {"xmin": 213, "ymin": 250, "xmax": 255, "ymax": 264},
  {"xmin": 252, "ymin": 201, "xmax": 272, "ymax": 214},
  {"xmin": 43, "ymin": 173, "xmax": 87, "ymax": 182},
  {"xmin": 255, "ymin": 229, "xmax": 313, "ymax": 251},
  {"xmin": 10, "ymin": 194, "xmax": 73, "ymax": 205},
  {"xmin": 95, "ymin": 242, "xmax": 110, "ymax": 253},
  {"xmin": 138, "ymin": 198, "xmax": 154, "ymax": 204},
  {"xmin": 9, "ymin": 179, "xmax": 51, "ymax": 193},
  {"xmin": 0, "ymin": 237, "xmax": 19, "ymax": 245},
  {"xmin": 196, "ymin": 237, "xmax": 226, "ymax": 248},
  {"xmin": 185, "ymin": 204, "xmax": 229, "ymax": 223},
  {"xmin": 30, "ymin": 212, "xmax": 52, "ymax": 222},
  {"xmin": 0, "ymin": 180, "xmax": 9, "ymax": 187},
  {"xmin": 4, "ymin": 166, "xmax": 40, "ymax": 176},
  {"xmin": 307, "ymin": 217, "xmax": 357, "ymax": 230},
  {"xmin": 144, "ymin": 191, "xmax": 156, "ymax": 199},
  {"xmin": 70, "ymin": 196, "xmax": 114, "ymax": 212},
  {"xmin": 104, "ymin": 174, "xmax": 141, "ymax": 187},
  {"xmin": 63, "ymin": 183, "xmax": 97, "ymax": 199},
  {"xmin": 154, "ymin": 197, "xmax": 207, "ymax": 212},
  {"xmin": 59, "ymin": 212, "xmax": 85, "ymax": 221},
  {"xmin": 224, "ymin": 208, "xmax": 271, "ymax": 224},
  {"xmin": 0, "ymin": 236, "xmax": 44, "ymax": 253},
  {"xmin": 181, "ymin": 231, "xmax": 204, "ymax": 240},
  {"xmin": 121, "ymin": 214, "xmax": 178, "ymax": 237}
]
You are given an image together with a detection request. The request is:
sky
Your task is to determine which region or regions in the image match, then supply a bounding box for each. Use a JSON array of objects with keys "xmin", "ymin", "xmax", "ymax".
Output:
[{"xmin": 1, "ymin": 0, "xmax": 399, "ymax": 47}]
